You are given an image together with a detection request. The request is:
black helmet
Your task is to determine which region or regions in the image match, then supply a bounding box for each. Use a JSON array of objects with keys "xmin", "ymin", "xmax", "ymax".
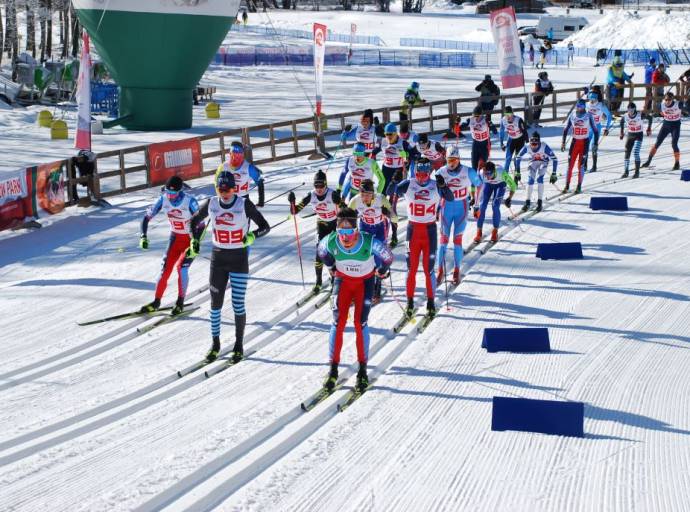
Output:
[
  {"xmin": 627, "ymin": 102, "xmax": 637, "ymax": 112},
  {"xmin": 165, "ymin": 175, "xmax": 183, "ymax": 192},
  {"xmin": 313, "ymin": 169, "xmax": 327, "ymax": 187},
  {"xmin": 529, "ymin": 132, "xmax": 541, "ymax": 145},
  {"xmin": 216, "ymin": 171, "xmax": 235, "ymax": 191},
  {"xmin": 504, "ymin": 106, "xmax": 513, "ymax": 114},
  {"xmin": 538, "ymin": 71, "xmax": 548, "ymax": 79},
  {"xmin": 473, "ymin": 106, "xmax": 483, "ymax": 116},
  {"xmin": 418, "ymin": 133, "xmax": 429, "ymax": 145},
  {"xmin": 360, "ymin": 179, "xmax": 375, "ymax": 193}
]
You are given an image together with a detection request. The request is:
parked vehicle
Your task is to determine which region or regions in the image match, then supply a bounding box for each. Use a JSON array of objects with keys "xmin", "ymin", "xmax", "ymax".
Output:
[
  {"xmin": 535, "ymin": 15, "xmax": 588, "ymax": 42},
  {"xmin": 518, "ymin": 26, "xmax": 538, "ymax": 36}
]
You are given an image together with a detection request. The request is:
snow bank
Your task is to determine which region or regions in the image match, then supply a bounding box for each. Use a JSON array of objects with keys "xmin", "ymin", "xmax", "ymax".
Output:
[{"xmin": 560, "ymin": 10, "xmax": 690, "ymax": 49}]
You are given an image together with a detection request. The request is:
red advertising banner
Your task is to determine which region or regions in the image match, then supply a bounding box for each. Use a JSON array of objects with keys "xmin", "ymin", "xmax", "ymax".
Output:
[
  {"xmin": 0, "ymin": 169, "xmax": 33, "ymax": 231},
  {"xmin": 35, "ymin": 160, "xmax": 66, "ymax": 217},
  {"xmin": 147, "ymin": 138, "xmax": 203, "ymax": 187},
  {"xmin": 489, "ymin": 7, "xmax": 525, "ymax": 89}
]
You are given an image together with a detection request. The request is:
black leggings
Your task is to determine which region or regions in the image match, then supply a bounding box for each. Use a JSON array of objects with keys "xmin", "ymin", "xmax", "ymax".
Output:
[
  {"xmin": 655, "ymin": 121, "xmax": 681, "ymax": 152},
  {"xmin": 209, "ymin": 246, "xmax": 249, "ymax": 312},
  {"xmin": 315, "ymin": 220, "xmax": 336, "ymax": 283}
]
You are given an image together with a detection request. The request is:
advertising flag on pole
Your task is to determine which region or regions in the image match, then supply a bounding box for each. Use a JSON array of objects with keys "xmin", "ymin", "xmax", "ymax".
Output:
[
  {"xmin": 489, "ymin": 7, "xmax": 524, "ymax": 89},
  {"xmin": 313, "ymin": 23, "xmax": 327, "ymax": 117},
  {"xmin": 349, "ymin": 23, "xmax": 356, "ymax": 63},
  {"xmin": 75, "ymin": 31, "xmax": 92, "ymax": 150}
]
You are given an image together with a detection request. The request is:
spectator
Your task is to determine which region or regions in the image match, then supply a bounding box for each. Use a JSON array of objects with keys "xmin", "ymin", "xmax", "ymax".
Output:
[
  {"xmin": 678, "ymin": 66, "xmax": 690, "ymax": 113},
  {"xmin": 652, "ymin": 62, "xmax": 670, "ymax": 114},
  {"xmin": 242, "ymin": 10, "xmax": 248, "ymax": 26},
  {"xmin": 519, "ymin": 39, "xmax": 525, "ymax": 62},
  {"xmin": 70, "ymin": 149, "xmax": 96, "ymax": 206},
  {"xmin": 475, "ymin": 75, "xmax": 500, "ymax": 129},
  {"xmin": 537, "ymin": 44, "xmax": 546, "ymax": 69},
  {"xmin": 596, "ymin": 48, "xmax": 607, "ymax": 67},
  {"xmin": 532, "ymin": 71, "xmax": 554, "ymax": 127},
  {"xmin": 400, "ymin": 81, "xmax": 425, "ymax": 121},
  {"xmin": 529, "ymin": 44, "xmax": 535, "ymax": 67},
  {"xmin": 567, "ymin": 41, "xmax": 574, "ymax": 67},
  {"xmin": 606, "ymin": 56, "xmax": 634, "ymax": 114},
  {"xmin": 547, "ymin": 27, "xmax": 554, "ymax": 42},
  {"xmin": 644, "ymin": 57, "xmax": 657, "ymax": 111}
]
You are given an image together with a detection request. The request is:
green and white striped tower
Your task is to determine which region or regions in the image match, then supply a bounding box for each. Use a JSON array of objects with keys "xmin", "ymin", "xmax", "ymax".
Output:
[{"xmin": 73, "ymin": 0, "xmax": 239, "ymax": 130}]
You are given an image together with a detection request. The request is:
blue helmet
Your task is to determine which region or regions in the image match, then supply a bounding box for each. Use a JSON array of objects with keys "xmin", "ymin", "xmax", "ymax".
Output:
[
  {"xmin": 416, "ymin": 159, "xmax": 432, "ymax": 177},
  {"xmin": 353, "ymin": 142, "xmax": 367, "ymax": 156},
  {"xmin": 576, "ymin": 99, "xmax": 587, "ymax": 112},
  {"xmin": 410, "ymin": 81, "xmax": 420, "ymax": 90},
  {"xmin": 588, "ymin": 92, "xmax": 598, "ymax": 102},
  {"xmin": 384, "ymin": 122, "xmax": 397, "ymax": 135},
  {"xmin": 216, "ymin": 170, "xmax": 235, "ymax": 192}
]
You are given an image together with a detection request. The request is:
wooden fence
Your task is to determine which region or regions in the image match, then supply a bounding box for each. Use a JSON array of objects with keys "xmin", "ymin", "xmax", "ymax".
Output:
[{"xmin": 65, "ymin": 81, "xmax": 687, "ymax": 204}]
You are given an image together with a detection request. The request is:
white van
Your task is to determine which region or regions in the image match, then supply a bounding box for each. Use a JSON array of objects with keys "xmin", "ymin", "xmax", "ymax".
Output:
[{"xmin": 536, "ymin": 16, "xmax": 588, "ymax": 42}]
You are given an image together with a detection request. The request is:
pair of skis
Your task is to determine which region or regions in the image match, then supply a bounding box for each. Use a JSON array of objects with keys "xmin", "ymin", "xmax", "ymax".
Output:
[{"xmin": 77, "ymin": 303, "xmax": 194, "ymax": 326}]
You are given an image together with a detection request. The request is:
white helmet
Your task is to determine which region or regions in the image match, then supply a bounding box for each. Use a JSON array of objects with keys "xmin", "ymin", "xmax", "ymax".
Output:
[{"xmin": 447, "ymin": 144, "xmax": 461, "ymax": 160}]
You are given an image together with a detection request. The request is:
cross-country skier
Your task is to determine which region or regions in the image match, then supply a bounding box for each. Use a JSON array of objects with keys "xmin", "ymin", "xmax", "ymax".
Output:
[
  {"xmin": 561, "ymin": 99, "xmax": 599, "ymax": 193},
  {"xmin": 371, "ymin": 122, "xmax": 419, "ymax": 198},
  {"xmin": 189, "ymin": 171, "xmax": 270, "ymax": 364},
  {"xmin": 586, "ymin": 92, "xmax": 612, "ymax": 173},
  {"xmin": 499, "ymin": 106, "xmax": 527, "ymax": 176},
  {"xmin": 620, "ymin": 102, "xmax": 652, "ymax": 178},
  {"xmin": 472, "ymin": 161, "xmax": 516, "ymax": 243},
  {"xmin": 349, "ymin": 179, "xmax": 397, "ymax": 302},
  {"xmin": 642, "ymin": 91, "xmax": 683, "ymax": 171},
  {"xmin": 338, "ymin": 142, "xmax": 385, "ymax": 199},
  {"xmin": 515, "ymin": 132, "xmax": 558, "ymax": 212},
  {"xmin": 317, "ymin": 207, "xmax": 393, "ymax": 392},
  {"xmin": 416, "ymin": 133, "xmax": 446, "ymax": 170},
  {"xmin": 391, "ymin": 158, "xmax": 454, "ymax": 317},
  {"xmin": 288, "ymin": 170, "xmax": 343, "ymax": 293},
  {"xmin": 139, "ymin": 176, "xmax": 200, "ymax": 316},
  {"xmin": 340, "ymin": 108, "xmax": 380, "ymax": 156},
  {"xmin": 215, "ymin": 141, "xmax": 265, "ymax": 206},
  {"xmin": 461, "ymin": 106, "xmax": 494, "ymax": 172},
  {"xmin": 435, "ymin": 144, "xmax": 483, "ymax": 286}
]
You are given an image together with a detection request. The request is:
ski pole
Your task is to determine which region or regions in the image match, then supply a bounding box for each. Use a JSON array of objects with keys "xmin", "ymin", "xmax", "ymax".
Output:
[
  {"xmin": 387, "ymin": 272, "xmax": 415, "ymax": 324},
  {"xmin": 264, "ymin": 182, "xmax": 305, "ymax": 205},
  {"xmin": 442, "ymin": 252, "xmax": 450, "ymax": 312},
  {"xmin": 290, "ymin": 203, "xmax": 306, "ymax": 288}
]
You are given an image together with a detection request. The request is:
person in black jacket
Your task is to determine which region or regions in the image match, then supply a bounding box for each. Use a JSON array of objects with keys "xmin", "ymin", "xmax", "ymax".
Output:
[
  {"xmin": 475, "ymin": 75, "xmax": 500, "ymax": 127},
  {"xmin": 532, "ymin": 71, "xmax": 554, "ymax": 126},
  {"xmin": 70, "ymin": 150, "xmax": 96, "ymax": 204}
]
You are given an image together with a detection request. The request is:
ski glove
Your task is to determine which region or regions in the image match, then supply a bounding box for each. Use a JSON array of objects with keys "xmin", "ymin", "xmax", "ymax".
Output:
[
  {"xmin": 139, "ymin": 235, "xmax": 149, "ymax": 250},
  {"xmin": 549, "ymin": 173, "xmax": 558, "ymax": 184},
  {"xmin": 344, "ymin": 124, "xmax": 352, "ymax": 132},
  {"xmin": 501, "ymin": 143, "xmax": 506, "ymax": 151},
  {"xmin": 287, "ymin": 191, "xmax": 296, "ymax": 204},
  {"xmin": 504, "ymin": 197, "xmax": 512, "ymax": 208},
  {"xmin": 619, "ymin": 133, "xmax": 624, "ymax": 140},
  {"xmin": 435, "ymin": 174, "xmax": 446, "ymax": 188},
  {"xmin": 187, "ymin": 239, "xmax": 200, "ymax": 258},
  {"xmin": 514, "ymin": 171, "xmax": 521, "ymax": 184},
  {"xmin": 560, "ymin": 142, "xmax": 566, "ymax": 152},
  {"xmin": 242, "ymin": 232, "xmax": 256, "ymax": 247},
  {"xmin": 603, "ymin": 129, "xmax": 609, "ymax": 136},
  {"xmin": 646, "ymin": 128, "xmax": 652, "ymax": 136}
]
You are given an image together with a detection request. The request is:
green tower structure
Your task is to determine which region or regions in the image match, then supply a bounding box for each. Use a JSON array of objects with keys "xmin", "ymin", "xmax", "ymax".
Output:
[{"xmin": 73, "ymin": 0, "xmax": 239, "ymax": 130}]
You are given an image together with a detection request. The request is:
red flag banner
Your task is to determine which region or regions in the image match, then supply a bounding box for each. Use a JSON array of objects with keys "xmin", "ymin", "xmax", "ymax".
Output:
[
  {"xmin": 147, "ymin": 138, "xmax": 203, "ymax": 187},
  {"xmin": 489, "ymin": 7, "xmax": 525, "ymax": 89}
]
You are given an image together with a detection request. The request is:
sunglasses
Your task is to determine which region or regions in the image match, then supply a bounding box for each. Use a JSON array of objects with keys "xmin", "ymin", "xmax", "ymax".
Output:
[
  {"xmin": 337, "ymin": 227, "xmax": 356, "ymax": 236},
  {"xmin": 217, "ymin": 185, "xmax": 234, "ymax": 193},
  {"xmin": 164, "ymin": 188, "xmax": 180, "ymax": 195}
]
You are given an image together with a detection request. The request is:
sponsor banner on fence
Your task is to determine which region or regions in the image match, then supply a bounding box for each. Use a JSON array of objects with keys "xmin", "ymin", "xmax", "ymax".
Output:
[
  {"xmin": 35, "ymin": 161, "xmax": 66, "ymax": 217},
  {"xmin": 0, "ymin": 169, "xmax": 33, "ymax": 231},
  {"xmin": 489, "ymin": 6, "xmax": 524, "ymax": 89},
  {"xmin": 147, "ymin": 138, "xmax": 202, "ymax": 187}
]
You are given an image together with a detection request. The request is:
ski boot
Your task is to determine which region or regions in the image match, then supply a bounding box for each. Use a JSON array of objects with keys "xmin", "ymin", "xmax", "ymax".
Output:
[
  {"xmin": 621, "ymin": 171, "xmax": 629, "ymax": 178},
  {"xmin": 589, "ymin": 166, "xmax": 597, "ymax": 173},
  {"xmin": 575, "ymin": 184, "xmax": 582, "ymax": 194},
  {"xmin": 405, "ymin": 298, "xmax": 415, "ymax": 319},
  {"xmin": 231, "ymin": 348, "xmax": 243, "ymax": 364},
  {"xmin": 139, "ymin": 298, "xmax": 161, "ymax": 314},
  {"xmin": 562, "ymin": 185, "xmax": 570, "ymax": 193},
  {"xmin": 452, "ymin": 267, "xmax": 461, "ymax": 286},
  {"xmin": 641, "ymin": 157, "xmax": 652, "ymax": 169},
  {"xmin": 521, "ymin": 199, "xmax": 531, "ymax": 213},
  {"xmin": 633, "ymin": 170, "xmax": 640, "ymax": 179},
  {"xmin": 205, "ymin": 336, "xmax": 221, "ymax": 363},
  {"xmin": 232, "ymin": 315, "xmax": 246, "ymax": 363},
  {"xmin": 490, "ymin": 228, "xmax": 499, "ymax": 243},
  {"xmin": 436, "ymin": 266, "xmax": 445, "ymax": 285},
  {"xmin": 535, "ymin": 199, "xmax": 543, "ymax": 213},
  {"xmin": 673, "ymin": 161, "xmax": 680, "ymax": 171},
  {"xmin": 312, "ymin": 281, "xmax": 322, "ymax": 294},
  {"xmin": 323, "ymin": 363, "xmax": 338, "ymax": 391},
  {"xmin": 170, "ymin": 297, "xmax": 185, "ymax": 316},
  {"xmin": 390, "ymin": 234, "xmax": 398, "ymax": 249},
  {"xmin": 473, "ymin": 228, "xmax": 483, "ymax": 244},
  {"xmin": 426, "ymin": 298, "xmax": 437, "ymax": 319},
  {"xmin": 356, "ymin": 363, "xmax": 369, "ymax": 393}
]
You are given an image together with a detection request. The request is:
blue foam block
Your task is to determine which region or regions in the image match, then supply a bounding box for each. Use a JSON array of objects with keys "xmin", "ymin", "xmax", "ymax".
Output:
[
  {"xmin": 681, "ymin": 170, "xmax": 690, "ymax": 182},
  {"xmin": 589, "ymin": 196, "xmax": 628, "ymax": 211},
  {"xmin": 535, "ymin": 242, "xmax": 583, "ymax": 260},
  {"xmin": 491, "ymin": 396, "xmax": 585, "ymax": 437},
  {"xmin": 482, "ymin": 328, "xmax": 551, "ymax": 353}
]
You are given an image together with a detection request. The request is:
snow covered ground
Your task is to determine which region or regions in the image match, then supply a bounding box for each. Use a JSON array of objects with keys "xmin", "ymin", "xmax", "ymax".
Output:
[
  {"xmin": 1, "ymin": 103, "xmax": 689, "ymax": 510},
  {"xmin": 2, "ymin": 5, "xmax": 690, "ymax": 511}
]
